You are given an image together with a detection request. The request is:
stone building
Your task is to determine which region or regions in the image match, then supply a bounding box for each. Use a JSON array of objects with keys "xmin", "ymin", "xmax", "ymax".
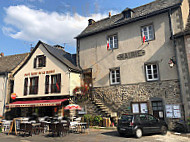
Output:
[
  {"xmin": 76, "ymin": 0, "xmax": 190, "ymax": 128},
  {"xmin": 0, "ymin": 52, "xmax": 29, "ymax": 117}
]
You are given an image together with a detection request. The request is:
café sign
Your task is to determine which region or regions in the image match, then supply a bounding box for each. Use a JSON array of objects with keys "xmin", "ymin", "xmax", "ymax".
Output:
[
  {"xmin": 24, "ymin": 70, "xmax": 55, "ymax": 76},
  {"xmin": 117, "ymin": 50, "xmax": 145, "ymax": 60}
]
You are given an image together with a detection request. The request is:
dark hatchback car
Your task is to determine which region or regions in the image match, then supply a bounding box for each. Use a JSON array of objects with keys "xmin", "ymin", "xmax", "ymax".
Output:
[{"xmin": 117, "ymin": 114, "xmax": 168, "ymax": 138}]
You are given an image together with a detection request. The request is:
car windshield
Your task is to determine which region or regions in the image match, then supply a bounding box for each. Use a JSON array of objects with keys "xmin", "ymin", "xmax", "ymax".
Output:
[{"xmin": 121, "ymin": 115, "xmax": 133, "ymax": 121}]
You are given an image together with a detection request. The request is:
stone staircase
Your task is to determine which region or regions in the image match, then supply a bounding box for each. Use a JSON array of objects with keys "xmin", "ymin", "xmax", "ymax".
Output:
[{"xmin": 92, "ymin": 98, "xmax": 117, "ymax": 118}]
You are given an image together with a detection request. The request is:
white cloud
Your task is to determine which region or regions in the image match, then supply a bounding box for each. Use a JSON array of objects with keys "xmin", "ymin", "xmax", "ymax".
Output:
[{"xmin": 3, "ymin": 5, "xmax": 118, "ymax": 47}]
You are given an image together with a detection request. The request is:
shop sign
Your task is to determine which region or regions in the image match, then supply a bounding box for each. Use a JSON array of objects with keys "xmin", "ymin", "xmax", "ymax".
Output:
[
  {"xmin": 11, "ymin": 93, "xmax": 17, "ymax": 100},
  {"xmin": 24, "ymin": 70, "xmax": 55, "ymax": 76},
  {"xmin": 117, "ymin": 50, "xmax": 145, "ymax": 60}
]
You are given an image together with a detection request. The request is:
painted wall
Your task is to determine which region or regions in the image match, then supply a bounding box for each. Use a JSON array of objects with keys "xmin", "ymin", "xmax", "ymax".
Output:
[
  {"xmin": 181, "ymin": 0, "xmax": 189, "ymax": 30},
  {"xmin": 70, "ymin": 72, "xmax": 81, "ymax": 96},
  {"xmin": 79, "ymin": 12, "xmax": 178, "ymax": 87},
  {"xmin": 14, "ymin": 44, "xmax": 75, "ymax": 98},
  {"xmin": 0, "ymin": 75, "xmax": 6, "ymax": 115}
]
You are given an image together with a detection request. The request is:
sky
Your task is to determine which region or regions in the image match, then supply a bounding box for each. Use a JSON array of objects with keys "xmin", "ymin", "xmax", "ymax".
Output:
[{"xmin": 0, "ymin": 0, "xmax": 154, "ymax": 56}]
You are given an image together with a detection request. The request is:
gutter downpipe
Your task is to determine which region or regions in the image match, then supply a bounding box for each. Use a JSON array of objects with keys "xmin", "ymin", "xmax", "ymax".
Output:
[
  {"xmin": 2, "ymin": 72, "xmax": 8, "ymax": 118},
  {"xmin": 168, "ymin": 8, "xmax": 186, "ymax": 121}
]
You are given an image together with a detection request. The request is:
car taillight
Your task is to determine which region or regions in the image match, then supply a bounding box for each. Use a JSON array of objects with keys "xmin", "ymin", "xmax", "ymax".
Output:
[{"xmin": 130, "ymin": 122, "xmax": 134, "ymax": 126}]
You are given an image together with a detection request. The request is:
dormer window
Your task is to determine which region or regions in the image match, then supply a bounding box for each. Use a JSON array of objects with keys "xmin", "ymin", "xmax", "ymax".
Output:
[
  {"xmin": 122, "ymin": 8, "xmax": 134, "ymax": 19},
  {"xmin": 34, "ymin": 55, "xmax": 46, "ymax": 68}
]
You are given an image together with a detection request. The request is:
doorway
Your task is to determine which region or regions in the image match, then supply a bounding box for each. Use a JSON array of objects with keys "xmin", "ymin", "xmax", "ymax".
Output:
[{"xmin": 151, "ymin": 101, "xmax": 164, "ymax": 120}]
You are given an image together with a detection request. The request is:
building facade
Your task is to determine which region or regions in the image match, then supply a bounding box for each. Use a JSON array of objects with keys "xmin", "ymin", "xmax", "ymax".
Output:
[
  {"xmin": 76, "ymin": 0, "xmax": 190, "ymax": 128},
  {"xmin": 0, "ymin": 53, "xmax": 29, "ymax": 117},
  {"xmin": 7, "ymin": 41, "xmax": 81, "ymax": 118}
]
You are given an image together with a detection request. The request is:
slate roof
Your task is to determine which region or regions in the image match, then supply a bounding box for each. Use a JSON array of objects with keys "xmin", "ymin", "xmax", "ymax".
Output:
[
  {"xmin": 13, "ymin": 41, "xmax": 81, "ymax": 76},
  {"xmin": 41, "ymin": 42, "xmax": 80, "ymax": 72},
  {"xmin": 0, "ymin": 53, "xmax": 29, "ymax": 74},
  {"xmin": 76, "ymin": 0, "xmax": 182, "ymax": 39}
]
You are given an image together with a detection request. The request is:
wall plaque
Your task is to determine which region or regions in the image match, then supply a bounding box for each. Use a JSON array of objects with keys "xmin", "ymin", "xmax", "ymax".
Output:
[{"xmin": 117, "ymin": 50, "xmax": 145, "ymax": 60}]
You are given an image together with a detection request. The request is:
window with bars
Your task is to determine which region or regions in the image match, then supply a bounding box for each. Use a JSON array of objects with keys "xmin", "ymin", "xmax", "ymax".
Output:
[
  {"xmin": 145, "ymin": 64, "xmax": 159, "ymax": 81},
  {"xmin": 107, "ymin": 34, "xmax": 118, "ymax": 50},
  {"xmin": 34, "ymin": 55, "xmax": 46, "ymax": 68},
  {"xmin": 141, "ymin": 25, "xmax": 154, "ymax": 41},
  {"xmin": 29, "ymin": 77, "xmax": 39, "ymax": 94},
  {"xmin": 110, "ymin": 68, "xmax": 120, "ymax": 85}
]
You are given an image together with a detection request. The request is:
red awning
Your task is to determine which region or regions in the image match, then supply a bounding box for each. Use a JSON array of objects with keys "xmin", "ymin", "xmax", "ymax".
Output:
[{"xmin": 6, "ymin": 99, "xmax": 68, "ymax": 108}]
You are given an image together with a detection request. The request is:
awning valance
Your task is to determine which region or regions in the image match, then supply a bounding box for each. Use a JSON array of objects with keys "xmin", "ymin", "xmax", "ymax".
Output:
[{"xmin": 6, "ymin": 99, "xmax": 68, "ymax": 108}]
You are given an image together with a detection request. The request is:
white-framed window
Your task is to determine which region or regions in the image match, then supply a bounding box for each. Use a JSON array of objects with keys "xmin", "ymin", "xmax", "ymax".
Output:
[
  {"xmin": 132, "ymin": 102, "xmax": 148, "ymax": 114},
  {"xmin": 110, "ymin": 68, "xmax": 120, "ymax": 85},
  {"xmin": 141, "ymin": 25, "xmax": 154, "ymax": 41},
  {"xmin": 145, "ymin": 64, "xmax": 159, "ymax": 81},
  {"xmin": 107, "ymin": 34, "xmax": 118, "ymax": 50}
]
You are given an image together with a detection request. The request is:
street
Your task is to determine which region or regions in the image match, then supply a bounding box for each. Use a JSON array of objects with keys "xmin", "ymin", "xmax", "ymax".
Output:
[{"xmin": 0, "ymin": 129, "xmax": 189, "ymax": 142}]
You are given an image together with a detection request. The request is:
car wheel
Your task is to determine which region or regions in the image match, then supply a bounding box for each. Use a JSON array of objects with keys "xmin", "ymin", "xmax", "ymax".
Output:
[
  {"xmin": 135, "ymin": 128, "xmax": 142, "ymax": 138},
  {"xmin": 161, "ymin": 126, "xmax": 167, "ymax": 135}
]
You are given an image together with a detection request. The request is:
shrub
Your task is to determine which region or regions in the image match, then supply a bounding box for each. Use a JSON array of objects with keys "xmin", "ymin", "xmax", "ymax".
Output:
[
  {"xmin": 83, "ymin": 114, "xmax": 103, "ymax": 126},
  {"xmin": 187, "ymin": 117, "xmax": 190, "ymax": 125},
  {"xmin": 94, "ymin": 115, "xmax": 103, "ymax": 126}
]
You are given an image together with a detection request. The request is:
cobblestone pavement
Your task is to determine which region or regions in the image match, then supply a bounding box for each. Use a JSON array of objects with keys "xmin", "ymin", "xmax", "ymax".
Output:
[{"xmin": 0, "ymin": 129, "xmax": 189, "ymax": 142}]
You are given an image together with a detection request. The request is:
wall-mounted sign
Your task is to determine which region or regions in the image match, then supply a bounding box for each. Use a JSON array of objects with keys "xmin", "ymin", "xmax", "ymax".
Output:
[
  {"xmin": 166, "ymin": 104, "xmax": 181, "ymax": 118},
  {"xmin": 24, "ymin": 70, "xmax": 55, "ymax": 76},
  {"xmin": 117, "ymin": 50, "xmax": 145, "ymax": 60}
]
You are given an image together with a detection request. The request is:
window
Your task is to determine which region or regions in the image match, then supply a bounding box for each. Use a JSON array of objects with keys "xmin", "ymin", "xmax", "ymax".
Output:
[
  {"xmin": 145, "ymin": 64, "xmax": 159, "ymax": 81},
  {"xmin": 51, "ymin": 74, "xmax": 61, "ymax": 93},
  {"xmin": 110, "ymin": 68, "xmax": 120, "ymax": 85},
  {"xmin": 141, "ymin": 25, "xmax": 154, "ymax": 41},
  {"xmin": 34, "ymin": 55, "xmax": 46, "ymax": 68},
  {"xmin": 132, "ymin": 102, "xmax": 148, "ymax": 114},
  {"xmin": 24, "ymin": 78, "xmax": 28, "ymax": 96},
  {"xmin": 107, "ymin": 35, "xmax": 118, "ymax": 50},
  {"xmin": 29, "ymin": 77, "xmax": 39, "ymax": 94}
]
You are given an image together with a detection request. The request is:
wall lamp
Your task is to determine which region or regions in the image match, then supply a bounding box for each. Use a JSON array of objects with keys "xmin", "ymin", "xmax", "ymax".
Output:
[{"xmin": 168, "ymin": 57, "xmax": 176, "ymax": 68}]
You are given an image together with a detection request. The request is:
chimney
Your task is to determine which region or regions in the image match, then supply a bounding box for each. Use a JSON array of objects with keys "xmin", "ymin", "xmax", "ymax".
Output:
[
  {"xmin": 109, "ymin": 12, "xmax": 111, "ymax": 18},
  {"xmin": 54, "ymin": 45, "xmax": 65, "ymax": 51},
  {"xmin": 88, "ymin": 19, "xmax": 95, "ymax": 25},
  {"xmin": 30, "ymin": 47, "xmax": 34, "ymax": 52},
  {"xmin": 0, "ymin": 52, "xmax": 4, "ymax": 57}
]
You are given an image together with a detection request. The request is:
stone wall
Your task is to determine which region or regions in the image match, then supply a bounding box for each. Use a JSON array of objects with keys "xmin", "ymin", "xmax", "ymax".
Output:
[{"xmin": 92, "ymin": 79, "xmax": 183, "ymax": 129}]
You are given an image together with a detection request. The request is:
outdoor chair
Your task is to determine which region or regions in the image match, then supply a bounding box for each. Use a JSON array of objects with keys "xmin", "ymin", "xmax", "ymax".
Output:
[{"xmin": 49, "ymin": 123, "xmax": 57, "ymax": 136}]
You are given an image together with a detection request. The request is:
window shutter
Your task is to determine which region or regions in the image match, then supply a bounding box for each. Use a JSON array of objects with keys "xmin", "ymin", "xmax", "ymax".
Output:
[
  {"xmin": 24, "ymin": 78, "xmax": 28, "ymax": 96},
  {"xmin": 45, "ymin": 75, "xmax": 49, "ymax": 94},
  {"xmin": 43, "ymin": 56, "xmax": 46, "ymax": 67},
  {"xmin": 35, "ymin": 77, "xmax": 39, "ymax": 94},
  {"xmin": 51, "ymin": 76, "xmax": 53, "ymax": 93},
  {"xmin": 57, "ymin": 74, "xmax": 61, "ymax": 93},
  {"xmin": 34, "ymin": 58, "xmax": 37, "ymax": 68}
]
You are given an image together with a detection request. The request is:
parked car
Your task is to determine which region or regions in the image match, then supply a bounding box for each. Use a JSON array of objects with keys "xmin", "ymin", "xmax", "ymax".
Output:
[{"xmin": 117, "ymin": 114, "xmax": 168, "ymax": 138}]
